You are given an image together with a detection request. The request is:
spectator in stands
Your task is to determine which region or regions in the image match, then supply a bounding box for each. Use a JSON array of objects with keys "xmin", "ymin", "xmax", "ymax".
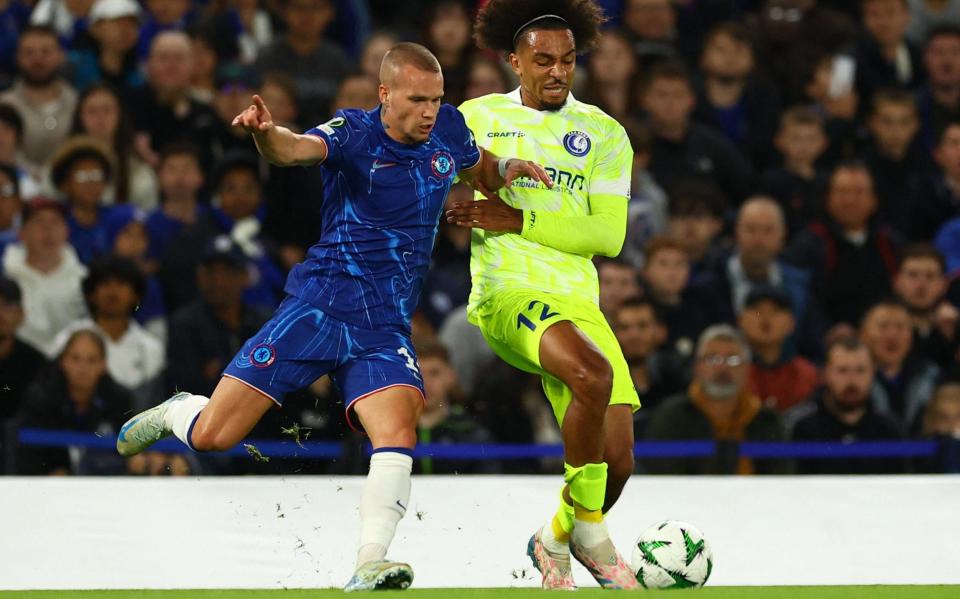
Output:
[
  {"xmin": 422, "ymin": 0, "xmax": 474, "ymax": 108},
  {"xmin": 612, "ymin": 296, "xmax": 686, "ymax": 420},
  {"xmin": 29, "ymin": 0, "xmax": 94, "ymax": 51},
  {"xmin": 640, "ymin": 60, "xmax": 754, "ymax": 205},
  {"xmin": 17, "ymin": 329, "xmax": 131, "ymax": 475},
  {"xmin": 149, "ymin": 143, "xmax": 209, "ymax": 312},
  {"xmin": 917, "ymin": 382, "xmax": 960, "ymax": 472},
  {"xmin": 786, "ymin": 162, "xmax": 901, "ymax": 327},
  {"xmin": 0, "ymin": 163, "xmax": 21, "ymax": 257},
  {"xmin": 128, "ymin": 31, "xmax": 218, "ymax": 169},
  {"xmin": 463, "ymin": 56, "xmax": 510, "ymax": 102},
  {"xmin": 643, "ymin": 324, "xmax": 789, "ymax": 475},
  {"xmin": 0, "ymin": 0, "xmax": 30, "ymax": 90},
  {"xmin": 622, "ymin": 0, "xmax": 693, "ymax": 70},
  {"xmin": 1, "ymin": 197, "xmax": 87, "ymax": 356},
  {"xmin": 49, "ymin": 136, "xmax": 114, "ymax": 265},
  {"xmin": 694, "ymin": 21, "xmax": 781, "ymax": 170},
  {"xmin": 790, "ymin": 336, "xmax": 907, "ymax": 474},
  {"xmin": 415, "ymin": 340, "xmax": 499, "ymax": 475},
  {"xmin": 665, "ymin": 180, "xmax": 728, "ymax": 283},
  {"xmin": 329, "ymin": 74, "xmax": 380, "ymax": 113},
  {"xmin": 801, "ymin": 53, "xmax": 859, "ymax": 164},
  {"xmin": 49, "ymin": 255, "xmax": 164, "ymax": 411},
  {"xmin": 220, "ymin": 0, "xmax": 274, "ymax": 65},
  {"xmin": 421, "ymin": 184, "xmax": 472, "ymax": 330},
  {"xmin": 185, "ymin": 25, "xmax": 222, "ymax": 107},
  {"xmin": 598, "ymin": 257, "xmax": 641, "ymax": 322},
  {"xmin": 750, "ymin": 0, "xmax": 859, "ymax": 105},
  {"xmin": 911, "ymin": 121, "xmax": 960, "ymax": 241},
  {"xmin": 854, "ymin": 0, "xmax": 925, "ymax": 104},
  {"xmin": 358, "ymin": 30, "xmax": 397, "ymax": 82},
  {"xmin": 642, "ymin": 235, "xmax": 715, "ymax": 357},
  {"xmin": 906, "ymin": 0, "xmax": 960, "ymax": 45},
  {"xmin": 860, "ymin": 299, "xmax": 939, "ymax": 433},
  {"xmin": 893, "ymin": 244, "xmax": 956, "ymax": 366},
  {"xmin": 621, "ymin": 120, "xmax": 667, "ymax": 269},
  {"xmin": 210, "ymin": 63, "xmax": 260, "ymax": 158},
  {"xmin": 0, "ymin": 276, "xmax": 47, "ymax": 423},
  {"xmin": 581, "ymin": 29, "xmax": 638, "ymax": 121},
  {"xmin": 438, "ymin": 301, "xmax": 495, "ymax": 396},
  {"xmin": 0, "ymin": 25, "xmax": 77, "ymax": 175},
  {"xmin": 137, "ymin": 0, "xmax": 195, "ymax": 59},
  {"xmin": 739, "ymin": 286, "xmax": 819, "ymax": 413},
  {"xmin": 860, "ymin": 90, "xmax": 929, "ymax": 235},
  {"xmin": 254, "ymin": 0, "xmax": 352, "ymax": 127},
  {"xmin": 714, "ymin": 196, "xmax": 823, "ymax": 358},
  {"xmin": 166, "ymin": 238, "xmax": 271, "ymax": 397},
  {"xmin": 71, "ymin": 84, "xmax": 159, "ymax": 210},
  {"xmin": 102, "ymin": 205, "xmax": 165, "ymax": 338},
  {"xmin": 257, "ymin": 73, "xmax": 299, "ymax": 129},
  {"xmin": 204, "ymin": 153, "xmax": 285, "ymax": 310},
  {"xmin": 916, "ymin": 25, "xmax": 960, "ymax": 151},
  {"xmin": 760, "ymin": 106, "xmax": 829, "ymax": 238},
  {"xmin": 69, "ymin": 0, "xmax": 143, "ymax": 93},
  {"xmin": 0, "ymin": 104, "xmax": 39, "ymax": 200}
]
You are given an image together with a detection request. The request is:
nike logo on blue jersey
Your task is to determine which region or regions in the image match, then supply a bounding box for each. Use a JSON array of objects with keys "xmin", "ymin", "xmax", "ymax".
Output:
[{"xmin": 372, "ymin": 159, "xmax": 398, "ymax": 170}]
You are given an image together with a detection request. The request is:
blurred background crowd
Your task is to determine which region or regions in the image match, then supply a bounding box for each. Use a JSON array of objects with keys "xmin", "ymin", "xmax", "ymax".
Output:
[{"xmin": 1, "ymin": 0, "xmax": 960, "ymax": 477}]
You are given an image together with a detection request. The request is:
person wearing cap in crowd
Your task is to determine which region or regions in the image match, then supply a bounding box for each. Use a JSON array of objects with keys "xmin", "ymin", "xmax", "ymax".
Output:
[
  {"xmin": 48, "ymin": 135, "xmax": 115, "ymax": 264},
  {"xmin": 738, "ymin": 285, "xmax": 819, "ymax": 413},
  {"xmin": 165, "ymin": 236, "xmax": 271, "ymax": 398},
  {"xmin": 0, "ymin": 275, "xmax": 48, "ymax": 429},
  {"xmin": 69, "ymin": 0, "xmax": 144, "ymax": 93},
  {"xmin": 48, "ymin": 255, "xmax": 165, "ymax": 411},
  {"xmin": 0, "ymin": 162, "xmax": 22, "ymax": 258},
  {"xmin": 0, "ymin": 196, "xmax": 87, "ymax": 356}
]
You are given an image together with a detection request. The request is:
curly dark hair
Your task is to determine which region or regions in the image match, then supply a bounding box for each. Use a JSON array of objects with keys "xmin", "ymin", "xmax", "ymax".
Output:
[{"xmin": 474, "ymin": 0, "xmax": 607, "ymax": 54}]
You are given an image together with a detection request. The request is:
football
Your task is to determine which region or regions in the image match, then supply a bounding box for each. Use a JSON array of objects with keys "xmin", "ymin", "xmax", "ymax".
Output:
[{"xmin": 631, "ymin": 520, "xmax": 714, "ymax": 589}]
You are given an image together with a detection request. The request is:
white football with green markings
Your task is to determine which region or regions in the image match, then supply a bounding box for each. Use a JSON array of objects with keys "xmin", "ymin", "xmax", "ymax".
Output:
[{"xmin": 631, "ymin": 520, "xmax": 713, "ymax": 589}]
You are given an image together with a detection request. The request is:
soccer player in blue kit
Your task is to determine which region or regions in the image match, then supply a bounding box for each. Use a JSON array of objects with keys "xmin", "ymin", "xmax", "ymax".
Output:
[{"xmin": 115, "ymin": 43, "xmax": 552, "ymax": 591}]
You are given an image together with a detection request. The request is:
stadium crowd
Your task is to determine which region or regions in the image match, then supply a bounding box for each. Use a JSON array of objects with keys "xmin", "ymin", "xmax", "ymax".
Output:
[{"xmin": 1, "ymin": 0, "xmax": 960, "ymax": 476}]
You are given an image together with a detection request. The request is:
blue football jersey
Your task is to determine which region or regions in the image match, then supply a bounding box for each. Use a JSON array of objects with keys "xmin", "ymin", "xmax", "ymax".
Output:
[{"xmin": 285, "ymin": 104, "xmax": 481, "ymax": 331}]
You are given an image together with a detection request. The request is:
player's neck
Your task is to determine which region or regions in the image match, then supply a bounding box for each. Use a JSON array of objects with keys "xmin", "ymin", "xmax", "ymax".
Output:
[{"xmin": 380, "ymin": 108, "xmax": 411, "ymax": 145}]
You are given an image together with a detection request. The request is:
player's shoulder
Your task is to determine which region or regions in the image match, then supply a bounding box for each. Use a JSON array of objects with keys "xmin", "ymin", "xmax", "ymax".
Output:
[
  {"xmin": 307, "ymin": 107, "xmax": 375, "ymax": 136},
  {"xmin": 459, "ymin": 93, "xmax": 515, "ymax": 115}
]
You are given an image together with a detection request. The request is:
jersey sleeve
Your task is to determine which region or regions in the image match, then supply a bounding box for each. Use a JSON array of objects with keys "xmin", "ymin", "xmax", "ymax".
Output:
[
  {"xmin": 443, "ymin": 104, "xmax": 481, "ymax": 172},
  {"xmin": 590, "ymin": 120, "xmax": 633, "ymax": 204},
  {"xmin": 304, "ymin": 110, "xmax": 354, "ymax": 169}
]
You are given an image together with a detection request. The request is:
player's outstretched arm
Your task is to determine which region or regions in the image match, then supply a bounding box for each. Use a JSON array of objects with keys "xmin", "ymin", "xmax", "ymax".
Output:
[{"xmin": 232, "ymin": 94, "xmax": 327, "ymax": 167}]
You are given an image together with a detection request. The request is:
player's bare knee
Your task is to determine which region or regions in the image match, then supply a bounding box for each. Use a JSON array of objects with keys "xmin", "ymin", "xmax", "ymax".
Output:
[
  {"xmin": 568, "ymin": 355, "xmax": 613, "ymax": 408},
  {"xmin": 370, "ymin": 425, "xmax": 418, "ymax": 450}
]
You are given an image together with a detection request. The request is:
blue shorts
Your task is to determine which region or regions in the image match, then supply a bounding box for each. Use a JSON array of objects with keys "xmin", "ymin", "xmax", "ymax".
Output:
[{"xmin": 222, "ymin": 296, "xmax": 425, "ymax": 431}]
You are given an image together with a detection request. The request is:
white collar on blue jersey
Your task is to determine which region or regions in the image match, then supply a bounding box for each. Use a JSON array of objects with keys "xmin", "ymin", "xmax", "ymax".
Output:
[{"xmin": 506, "ymin": 87, "xmax": 575, "ymax": 111}]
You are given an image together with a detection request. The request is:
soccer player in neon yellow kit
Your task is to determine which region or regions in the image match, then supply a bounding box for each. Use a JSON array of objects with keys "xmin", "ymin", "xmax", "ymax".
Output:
[{"xmin": 447, "ymin": 0, "xmax": 640, "ymax": 590}]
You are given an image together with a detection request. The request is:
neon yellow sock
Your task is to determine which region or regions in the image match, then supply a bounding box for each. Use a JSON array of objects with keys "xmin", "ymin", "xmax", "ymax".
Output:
[
  {"xmin": 550, "ymin": 489, "xmax": 575, "ymax": 542},
  {"xmin": 565, "ymin": 462, "xmax": 608, "ymax": 516}
]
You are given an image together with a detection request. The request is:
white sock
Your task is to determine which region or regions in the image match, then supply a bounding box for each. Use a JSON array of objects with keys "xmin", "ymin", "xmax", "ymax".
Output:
[
  {"xmin": 541, "ymin": 521, "xmax": 569, "ymax": 556},
  {"xmin": 163, "ymin": 394, "xmax": 209, "ymax": 451},
  {"xmin": 357, "ymin": 450, "xmax": 413, "ymax": 568},
  {"xmin": 571, "ymin": 518, "xmax": 610, "ymax": 549}
]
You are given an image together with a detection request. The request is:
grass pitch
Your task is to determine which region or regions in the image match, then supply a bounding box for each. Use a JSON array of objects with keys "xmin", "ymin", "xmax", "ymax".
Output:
[{"xmin": 0, "ymin": 588, "xmax": 956, "ymax": 598}]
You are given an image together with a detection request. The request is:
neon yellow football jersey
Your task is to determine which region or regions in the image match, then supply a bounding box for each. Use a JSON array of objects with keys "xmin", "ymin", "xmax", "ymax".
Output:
[{"xmin": 458, "ymin": 88, "xmax": 633, "ymax": 320}]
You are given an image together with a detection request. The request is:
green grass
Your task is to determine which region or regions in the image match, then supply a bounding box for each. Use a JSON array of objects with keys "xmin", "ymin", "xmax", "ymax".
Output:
[{"xmin": 0, "ymin": 588, "xmax": 956, "ymax": 598}]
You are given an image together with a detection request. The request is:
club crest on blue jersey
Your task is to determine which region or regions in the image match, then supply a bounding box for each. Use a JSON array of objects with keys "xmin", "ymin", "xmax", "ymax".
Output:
[
  {"xmin": 563, "ymin": 131, "xmax": 591, "ymax": 157},
  {"xmin": 250, "ymin": 343, "xmax": 276, "ymax": 368},
  {"xmin": 431, "ymin": 150, "xmax": 454, "ymax": 178}
]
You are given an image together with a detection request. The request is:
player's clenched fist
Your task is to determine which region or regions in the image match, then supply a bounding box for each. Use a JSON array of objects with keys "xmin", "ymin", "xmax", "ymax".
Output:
[{"xmin": 232, "ymin": 94, "xmax": 274, "ymax": 134}]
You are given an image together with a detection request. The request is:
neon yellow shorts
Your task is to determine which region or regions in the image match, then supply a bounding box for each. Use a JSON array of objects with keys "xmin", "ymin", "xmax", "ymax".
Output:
[{"xmin": 472, "ymin": 288, "xmax": 640, "ymax": 425}]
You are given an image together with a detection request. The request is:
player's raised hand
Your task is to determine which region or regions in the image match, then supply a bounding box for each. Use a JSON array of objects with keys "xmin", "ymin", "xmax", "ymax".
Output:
[
  {"xmin": 502, "ymin": 158, "xmax": 553, "ymax": 189},
  {"xmin": 446, "ymin": 182, "xmax": 523, "ymax": 233},
  {"xmin": 232, "ymin": 94, "xmax": 274, "ymax": 134}
]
